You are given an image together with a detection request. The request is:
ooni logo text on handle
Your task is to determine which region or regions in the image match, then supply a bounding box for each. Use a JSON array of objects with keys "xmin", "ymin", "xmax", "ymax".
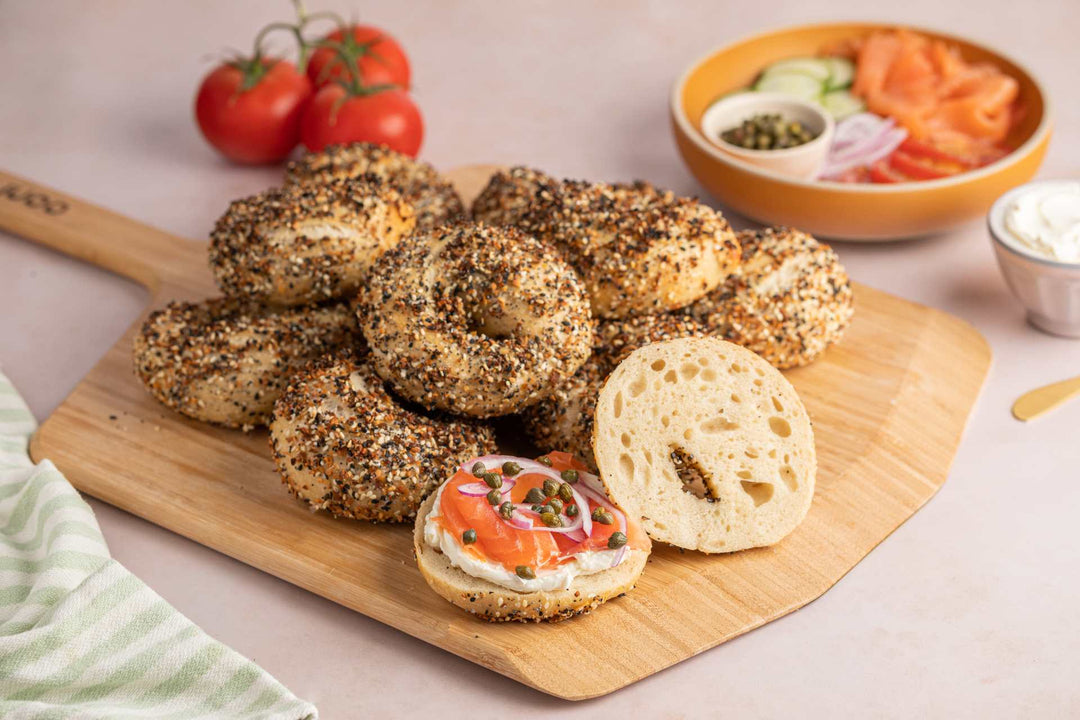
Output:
[{"xmin": 0, "ymin": 183, "xmax": 69, "ymax": 216}]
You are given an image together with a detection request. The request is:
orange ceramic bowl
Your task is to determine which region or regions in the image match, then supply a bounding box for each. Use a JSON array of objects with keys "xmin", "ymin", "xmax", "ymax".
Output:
[{"xmin": 671, "ymin": 22, "xmax": 1052, "ymax": 241}]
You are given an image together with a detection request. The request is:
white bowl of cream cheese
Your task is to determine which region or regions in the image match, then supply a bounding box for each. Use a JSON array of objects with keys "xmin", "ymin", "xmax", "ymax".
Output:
[{"xmin": 989, "ymin": 180, "xmax": 1080, "ymax": 337}]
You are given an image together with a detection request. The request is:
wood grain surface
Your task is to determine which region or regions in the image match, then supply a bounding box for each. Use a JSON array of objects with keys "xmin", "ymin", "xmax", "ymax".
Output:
[{"xmin": 0, "ymin": 165, "xmax": 992, "ymax": 700}]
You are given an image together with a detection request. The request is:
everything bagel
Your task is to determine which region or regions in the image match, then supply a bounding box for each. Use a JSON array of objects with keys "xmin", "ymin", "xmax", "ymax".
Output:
[
  {"xmin": 521, "ymin": 180, "xmax": 742, "ymax": 319},
  {"xmin": 209, "ymin": 177, "xmax": 414, "ymax": 306},
  {"xmin": 285, "ymin": 142, "xmax": 466, "ymax": 230},
  {"xmin": 359, "ymin": 223, "xmax": 594, "ymax": 418}
]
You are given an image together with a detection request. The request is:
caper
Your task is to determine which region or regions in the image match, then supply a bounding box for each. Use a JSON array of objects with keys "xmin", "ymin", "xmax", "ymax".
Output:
[
  {"xmin": 542, "ymin": 478, "xmax": 559, "ymax": 497},
  {"xmin": 560, "ymin": 469, "xmax": 579, "ymax": 484},
  {"xmin": 502, "ymin": 461, "xmax": 522, "ymax": 476},
  {"xmin": 486, "ymin": 489, "xmax": 502, "ymax": 505},
  {"xmin": 566, "ymin": 503, "xmax": 579, "ymax": 518},
  {"xmin": 516, "ymin": 565, "xmax": 536, "ymax": 579},
  {"xmin": 471, "ymin": 461, "xmax": 486, "ymax": 477},
  {"xmin": 540, "ymin": 512, "xmax": 562, "ymax": 528},
  {"xmin": 558, "ymin": 483, "xmax": 574, "ymax": 503},
  {"xmin": 538, "ymin": 504, "xmax": 554, "ymax": 515},
  {"xmin": 482, "ymin": 472, "xmax": 502, "ymax": 489},
  {"xmin": 608, "ymin": 531, "xmax": 628, "ymax": 549},
  {"xmin": 463, "ymin": 529, "xmax": 477, "ymax": 544},
  {"xmin": 538, "ymin": 456, "xmax": 552, "ymax": 466},
  {"xmin": 548, "ymin": 498, "xmax": 564, "ymax": 515},
  {"xmin": 720, "ymin": 112, "xmax": 818, "ymax": 151},
  {"xmin": 531, "ymin": 504, "xmax": 544, "ymax": 513},
  {"xmin": 524, "ymin": 487, "xmax": 545, "ymax": 504},
  {"xmin": 499, "ymin": 501, "xmax": 514, "ymax": 519},
  {"xmin": 591, "ymin": 507, "xmax": 614, "ymax": 525}
]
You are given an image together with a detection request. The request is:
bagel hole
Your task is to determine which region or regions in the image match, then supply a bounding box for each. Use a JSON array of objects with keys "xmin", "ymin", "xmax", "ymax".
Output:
[
  {"xmin": 736, "ymin": 470, "xmax": 752, "ymax": 479},
  {"xmin": 683, "ymin": 428, "xmax": 693, "ymax": 441},
  {"xmin": 613, "ymin": 392, "xmax": 624, "ymax": 418},
  {"xmin": 772, "ymin": 396, "xmax": 784, "ymax": 412},
  {"xmin": 701, "ymin": 416, "xmax": 739, "ymax": 433},
  {"xmin": 769, "ymin": 417, "xmax": 792, "ymax": 438},
  {"xmin": 470, "ymin": 311, "xmax": 517, "ymax": 339},
  {"xmin": 630, "ymin": 377, "xmax": 647, "ymax": 397},
  {"xmin": 651, "ymin": 359, "xmax": 666, "ymax": 371},
  {"xmin": 661, "ymin": 416, "xmax": 670, "ymax": 428},
  {"xmin": 745, "ymin": 448, "xmax": 759, "ymax": 459},
  {"xmin": 753, "ymin": 379, "xmax": 763, "ymax": 387},
  {"xmin": 680, "ymin": 363, "xmax": 699, "ymax": 380},
  {"xmin": 731, "ymin": 393, "xmax": 741, "ymax": 403},
  {"xmin": 741, "ymin": 481, "xmax": 774, "ymax": 506},
  {"xmin": 619, "ymin": 453, "xmax": 635, "ymax": 479},
  {"xmin": 780, "ymin": 465, "xmax": 798, "ymax": 492},
  {"xmin": 731, "ymin": 363, "xmax": 744, "ymax": 373},
  {"xmin": 663, "ymin": 370, "xmax": 678, "ymax": 384},
  {"xmin": 620, "ymin": 432, "xmax": 632, "ymax": 448},
  {"xmin": 670, "ymin": 447, "xmax": 717, "ymax": 503},
  {"xmin": 702, "ymin": 368, "xmax": 717, "ymax": 381},
  {"xmin": 643, "ymin": 449, "xmax": 654, "ymax": 466}
]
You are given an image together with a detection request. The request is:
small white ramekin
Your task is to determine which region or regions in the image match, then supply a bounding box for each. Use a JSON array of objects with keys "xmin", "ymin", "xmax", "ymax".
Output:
[
  {"xmin": 699, "ymin": 92, "xmax": 834, "ymax": 181},
  {"xmin": 988, "ymin": 179, "xmax": 1080, "ymax": 338}
]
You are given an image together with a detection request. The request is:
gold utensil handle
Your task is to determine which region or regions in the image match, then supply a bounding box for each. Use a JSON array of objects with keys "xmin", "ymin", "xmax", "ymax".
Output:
[
  {"xmin": 1012, "ymin": 374, "xmax": 1080, "ymax": 421},
  {"xmin": 0, "ymin": 169, "xmax": 194, "ymax": 291}
]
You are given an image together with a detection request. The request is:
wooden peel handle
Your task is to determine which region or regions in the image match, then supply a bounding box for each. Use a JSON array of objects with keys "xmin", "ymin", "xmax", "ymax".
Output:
[{"xmin": 0, "ymin": 169, "xmax": 197, "ymax": 291}]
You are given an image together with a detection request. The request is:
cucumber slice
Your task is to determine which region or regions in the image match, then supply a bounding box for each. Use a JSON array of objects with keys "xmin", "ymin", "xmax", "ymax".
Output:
[
  {"xmin": 823, "ymin": 57, "xmax": 855, "ymax": 90},
  {"xmin": 760, "ymin": 58, "xmax": 832, "ymax": 82},
  {"xmin": 754, "ymin": 72, "xmax": 824, "ymax": 103},
  {"xmin": 821, "ymin": 90, "xmax": 866, "ymax": 120}
]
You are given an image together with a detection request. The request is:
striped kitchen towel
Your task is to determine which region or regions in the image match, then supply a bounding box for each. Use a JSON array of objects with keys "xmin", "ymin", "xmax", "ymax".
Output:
[{"xmin": 0, "ymin": 371, "xmax": 318, "ymax": 719}]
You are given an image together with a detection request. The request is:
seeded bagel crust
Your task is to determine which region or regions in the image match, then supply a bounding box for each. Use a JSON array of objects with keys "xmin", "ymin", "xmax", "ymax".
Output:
[
  {"xmin": 413, "ymin": 491, "xmax": 649, "ymax": 622},
  {"xmin": 359, "ymin": 223, "xmax": 594, "ymax": 418},
  {"xmin": 521, "ymin": 180, "xmax": 741, "ymax": 318},
  {"xmin": 209, "ymin": 177, "xmax": 415, "ymax": 306},
  {"xmin": 685, "ymin": 226, "xmax": 853, "ymax": 369},
  {"xmin": 269, "ymin": 350, "xmax": 497, "ymax": 522},
  {"xmin": 285, "ymin": 142, "xmax": 465, "ymax": 230},
  {"xmin": 470, "ymin": 166, "xmax": 558, "ymax": 227},
  {"xmin": 132, "ymin": 297, "xmax": 359, "ymax": 428},
  {"xmin": 592, "ymin": 337, "xmax": 816, "ymax": 553}
]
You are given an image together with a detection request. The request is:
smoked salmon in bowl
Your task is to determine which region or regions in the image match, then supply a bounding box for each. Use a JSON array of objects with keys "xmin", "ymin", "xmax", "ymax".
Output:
[{"xmin": 671, "ymin": 23, "xmax": 1052, "ymax": 241}]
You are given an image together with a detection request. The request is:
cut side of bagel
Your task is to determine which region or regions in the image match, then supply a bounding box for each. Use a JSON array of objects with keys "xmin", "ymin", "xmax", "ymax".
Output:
[
  {"xmin": 592, "ymin": 337, "xmax": 816, "ymax": 553},
  {"xmin": 413, "ymin": 492, "xmax": 648, "ymax": 622}
]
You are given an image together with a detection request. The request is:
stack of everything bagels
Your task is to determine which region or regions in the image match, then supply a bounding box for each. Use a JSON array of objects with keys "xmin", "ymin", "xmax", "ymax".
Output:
[{"xmin": 133, "ymin": 143, "xmax": 854, "ymax": 622}]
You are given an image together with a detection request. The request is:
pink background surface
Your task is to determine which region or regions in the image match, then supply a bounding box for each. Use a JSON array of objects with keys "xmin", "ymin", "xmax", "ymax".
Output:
[{"xmin": 2, "ymin": 1, "xmax": 1078, "ymax": 716}]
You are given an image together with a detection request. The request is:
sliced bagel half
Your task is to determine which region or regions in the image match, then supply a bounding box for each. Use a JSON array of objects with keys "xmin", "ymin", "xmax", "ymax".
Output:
[
  {"xmin": 413, "ymin": 491, "xmax": 648, "ymax": 622},
  {"xmin": 592, "ymin": 336, "xmax": 816, "ymax": 553}
]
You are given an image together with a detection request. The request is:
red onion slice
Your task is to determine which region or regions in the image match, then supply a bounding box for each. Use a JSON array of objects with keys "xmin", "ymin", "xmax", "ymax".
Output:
[
  {"xmin": 456, "ymin": 478, "xmax": 516, "ymax": 497},
  {"xmin": 820, "ymin": 113, "xmax": 908, "ymax": 179},
  {"xmin": 565, "ymin": 528, "xmax": 588, "ymax": 543},
  {"xmin": 610, "ymin": 545, "xmax": 627, "ymax": 568}
]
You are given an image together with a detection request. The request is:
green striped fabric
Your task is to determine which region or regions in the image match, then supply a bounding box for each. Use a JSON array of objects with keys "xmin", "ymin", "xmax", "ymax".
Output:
[{"xmin": 0, "ymin": 372, "xmax": 317, "ymax": 719}]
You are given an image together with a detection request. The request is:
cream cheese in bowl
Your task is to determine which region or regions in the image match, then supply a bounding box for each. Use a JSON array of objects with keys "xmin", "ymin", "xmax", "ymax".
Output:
[
  {"xmin": 989, "ymin": 180, "xmax": 1080, "ymax": 337},
  {"xmin": 1003, "ymin": 182, "xmax": 1080, "ymax": 263}
]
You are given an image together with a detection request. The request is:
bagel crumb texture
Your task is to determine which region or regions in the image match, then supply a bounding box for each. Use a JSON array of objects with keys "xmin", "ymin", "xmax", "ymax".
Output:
[{"xmin": 523, "ymin": 313, "xmax": 710, "ymax": 468}]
